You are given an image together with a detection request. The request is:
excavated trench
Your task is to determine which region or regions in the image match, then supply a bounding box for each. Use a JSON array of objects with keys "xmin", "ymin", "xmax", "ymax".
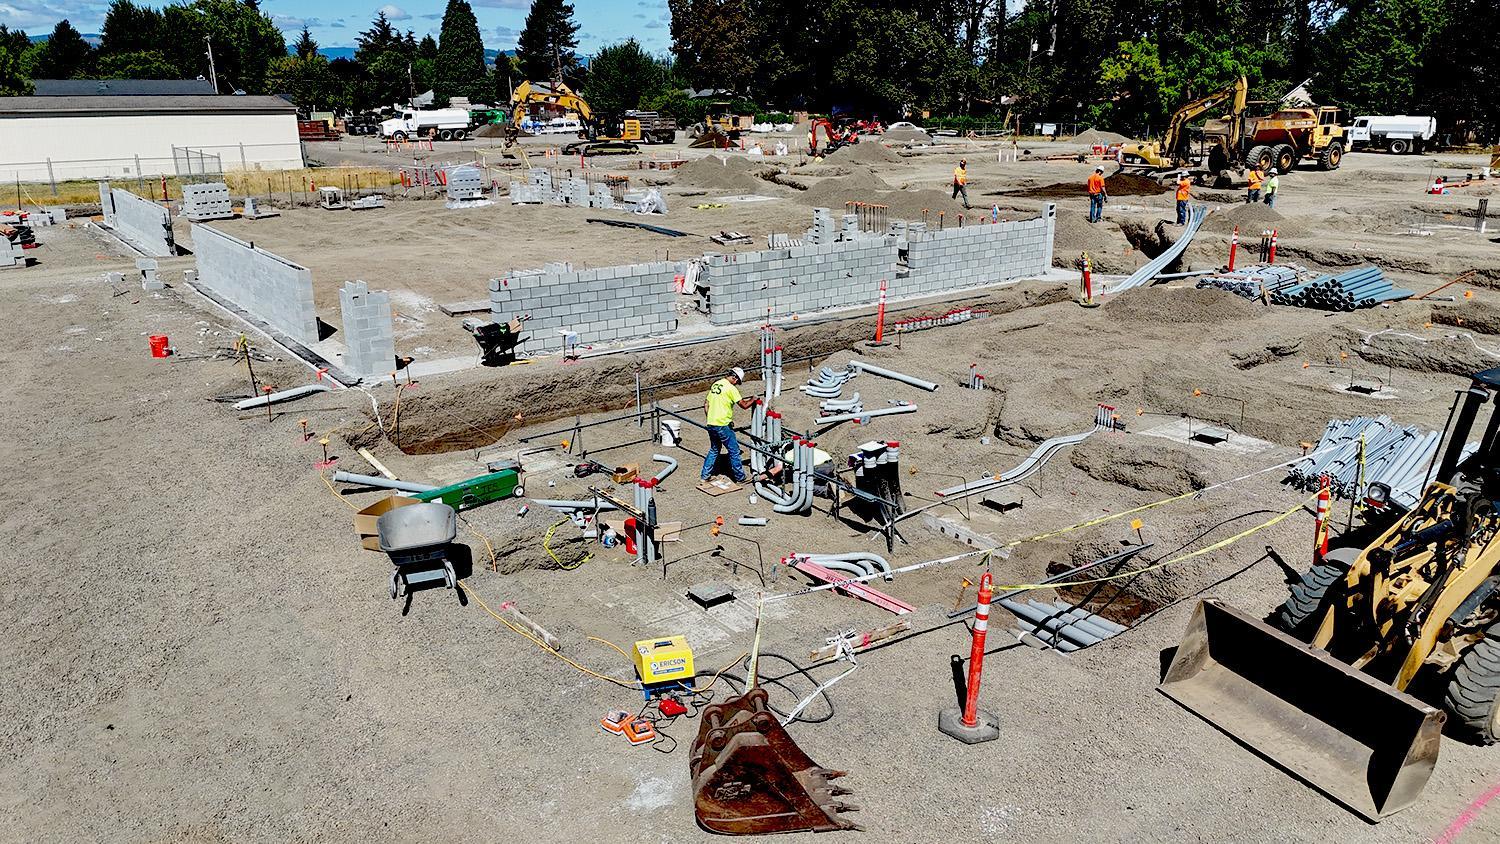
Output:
[{"xmin": 367, "ymin": 284, "xmax": 1072, "ymax": 455}]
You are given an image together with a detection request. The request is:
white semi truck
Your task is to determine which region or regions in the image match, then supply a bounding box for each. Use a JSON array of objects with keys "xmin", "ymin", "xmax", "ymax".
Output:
[
  {"xmin": 379, "ymin": 108, "xmax": 473, "ymax": 141},
  {"xmin": 1347, "ymin": 115, "xmax": 1438, "ymax": 154}
]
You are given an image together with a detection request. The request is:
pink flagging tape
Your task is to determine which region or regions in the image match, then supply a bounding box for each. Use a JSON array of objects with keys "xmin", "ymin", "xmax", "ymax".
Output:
[
  {"xmin": 789, "ymin": 558, "xmax": 914, "ymax": 614},
  {"xmin": 1434, "ymin": 780, "xmax": 1500, "ymax": 844}
]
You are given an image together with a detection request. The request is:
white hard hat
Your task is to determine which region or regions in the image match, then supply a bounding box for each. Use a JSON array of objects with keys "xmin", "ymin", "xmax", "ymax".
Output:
[
  {"xmin": 730, "ymin": 367, "xmax": 745, "ymax": 380},
  {"xmin": 1095, "ymin": 166, "xmax": 1104, "ymax": 172},
  {"xmin": 1270, "ymin": 167, "xmax": 1279, "ymax": 174}
]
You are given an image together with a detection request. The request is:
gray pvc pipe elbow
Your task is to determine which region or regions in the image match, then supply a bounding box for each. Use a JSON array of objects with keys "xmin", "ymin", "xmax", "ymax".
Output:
[
  {"xmin": 849, "ymin": 359, "xmax": 940, "ymax": 392},
  {"xmin": 651, "ymin": 454, "xmax": 678, "ymax": 483},
  {"xmin": 331, "ymin": 470, "xmax": 437, "ymax": 493}
]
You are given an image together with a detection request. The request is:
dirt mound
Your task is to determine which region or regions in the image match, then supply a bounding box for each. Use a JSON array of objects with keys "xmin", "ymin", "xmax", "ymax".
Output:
[
  {"xmin": 1070, "ymin": 436, "xmax": 1209, "ymax": 495},
  {"xmin": 472, "ymin": 124, "xmax": 509, "ymax": 138},
  {"xmin": 1199, "ymin": 201, "xmax": 1309, "ymax": 240},
  {"xmin": 796, "ymin": 168, "xmax": 969, "ymax": 219},
  {"xmin": 1104, "ymin": 286, "xmax": 1259, "ymax": 324},
  {"xmin": 1006, "ymin": 172, "xmax": 1168, "ymax": 199},
  {"xmin": 826, "ymin": 142, "xmax": 902, "ymax": 165},
  {"xmin": 1051, "ymin": 214, "xmax": 1144, "ymax": 274},
  {"xmin": 883, "ymin": 126, "xmax": 934, "ymax": 145},
  {"xmin": 1071, "ymin": 127, "xmax": 1134, "ymax": 145},
  {"xmin": 674, "ymin": 154, "xmax": 773, "ymax": 193}
]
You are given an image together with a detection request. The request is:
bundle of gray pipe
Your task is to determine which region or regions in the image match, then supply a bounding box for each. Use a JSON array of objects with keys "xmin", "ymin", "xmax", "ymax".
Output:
[
  {"xmin": 759, "ymin": 327, "xmax": 784, "ymax": 399},
  {"xmin": 819, "ymin": 393, "xmax": 864, "ymax": 416},
  {"xmin": 802, "ymin": 364, "xmax": 857, "ymax": 398}
]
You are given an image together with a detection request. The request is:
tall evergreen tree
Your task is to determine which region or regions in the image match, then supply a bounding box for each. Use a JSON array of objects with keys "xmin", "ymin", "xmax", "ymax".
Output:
[
  {"xmin": 0, "ymin": 45, "xmax": 32, "ymax": 95},
  {"xmin": 516, "ymin": 0, "xmax": 580, "ymax": 85},
  {"xmin": 355, "ymin": 11, "xmax": 402, "ymax": 65},
  {"xmin": 436, "ymin": 0, "xmax": 487, "ymax": 101},
  {"xmin": 417, "ymin": 34, "xmax": 439, "ymax": 62},
  {"xmin": 0, "ymin": 25, "xmax": 29, "ymax": 59},
  {"xmin": 33, "ymin": 20, "xmax": 94, "ymax": 79},
  {"xmin": 100, "ymin": 1, "xmax": 166, "ymax": 56},
  {"xmin": 294, "ymin": 26, "xmax": 319, "ymax": 60}
]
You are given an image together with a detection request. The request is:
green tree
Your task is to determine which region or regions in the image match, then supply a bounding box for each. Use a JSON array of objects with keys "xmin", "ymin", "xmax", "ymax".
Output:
[
  {"xmin": 31, "ymin": 20, "xmax": 95, "ymax": 79},
  {"xmin": 294, "ymin": 27, "xmax": 319, "ymax": 60},
  {"xmin": 356, "ymin": 11, "xmax": 403, "ymax": 65},
  {"xmin": 668, "ymin": 0, "xmax": 756, "ymax": 94},
  {"xmin": 100, "ymin": 1, "xmax": 166, "ymax": 55},
  {"xmin": 0, "ymin": 45, "xmax": 33, "ymax": 95},
  {"xmin": 95, "ymin": 50, "xmax": 180, "ymax": 79},
  {"xmin": 417, "ymin": 34, "xmax": 438, "ymax": 62},
  {"xmin": 1321, "ymin": 0, "xmax": 1441, "ymax": 115},
  {"xmin": 436, "ymin": 0, "xmax": 488, "ymax": 102},
  {"xmin": 0, "ymin": 25, "xmax": 29, "ymax": 59},
  {"xmin": 516, "ymin": 0, "xmax": 580, "ymax": 84},
  {"xmin": 583, "ymin": 39, "xmax": 666, "ymax": 118},
  {"xmin": 268, "ymin": 53, "xmax": 334, "ymax": 110}
]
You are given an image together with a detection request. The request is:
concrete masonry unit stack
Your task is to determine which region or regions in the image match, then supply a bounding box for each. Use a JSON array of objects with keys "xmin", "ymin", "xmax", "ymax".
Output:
[
  {"xmin": 104, "ymin": 185, "xmax": 176, "ymax": 257},
  {"xmin": 192, "ymin": 224, "xmax": 319, "ymax": 345},
  {"xmin": 446, "ymin": 166, "xmax": 485, "ymax": 201},
  {"xmin": 180, "ymin": 182, "xmax": 235, "ymax": 221},
  {"xmin": 338, "ymin": 281, "xmax": 397, "ymax": 378},
  {"xmin": 489, "ymin": 262, "xmax": 680, "ymax": 351}
]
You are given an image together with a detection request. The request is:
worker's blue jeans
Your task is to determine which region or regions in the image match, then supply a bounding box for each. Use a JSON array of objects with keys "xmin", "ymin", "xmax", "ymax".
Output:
[
  {"xmin": 703, "ymin": 424, "xmax": 746, "ymax": 482},
  {"xmin": 1246, "ymin": 189, "xmax": 1260, "ymax": 203},
  {"xmin": 1088, "ymin": 193, "xmax": 1104, "ymax": 222},
  {"xmin": 1176, "ymin": 199, "xmax": 1189, "ymax": 225},
  {"xmin": 1264, "ymin": 192, "xmax": 1276, "ymax": 208}
]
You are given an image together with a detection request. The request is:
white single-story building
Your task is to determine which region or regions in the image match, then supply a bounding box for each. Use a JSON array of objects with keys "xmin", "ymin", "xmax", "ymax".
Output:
[{"xmin": 0, "ymin": 94, "xmax": 304, "ymax": 183}]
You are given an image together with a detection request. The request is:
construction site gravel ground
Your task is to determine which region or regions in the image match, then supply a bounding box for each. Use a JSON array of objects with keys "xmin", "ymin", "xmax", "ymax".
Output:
[{"xmin": 4, "ymin": 132, "xmax": 1500, "ymax": 842}]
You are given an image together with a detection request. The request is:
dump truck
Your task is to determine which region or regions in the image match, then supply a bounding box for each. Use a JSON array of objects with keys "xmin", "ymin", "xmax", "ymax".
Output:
[{"xmin": 1160, "ymin": 367, "xmax": 1500, "ymax": 821}]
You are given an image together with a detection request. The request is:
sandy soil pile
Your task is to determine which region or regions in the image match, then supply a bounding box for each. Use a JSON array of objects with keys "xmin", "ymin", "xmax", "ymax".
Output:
[
  {"xmin": 1201, "ymin": 201, "xmax": 1308, "ymax": 239},
  {"xmin": 827, "ymin": 142, "xmax": 903, "ymax": 165},
  {"xmin": 883, "ymin": 126, "xmax": 934, "ymax": 145},
  {"xmin": 1051, "ymin": 213, "xmax": 1143, "ymax": 273},
  {"xmin": 1072, "ymin": 127, "xmax": 1134, "ymax": 145},
  {"xmin": 673, "ymin": 154, "xmax": 773, "ymax": 193},
  {"xmin": 793, "ymin": 166, "xmax": 969, "ymax": 219},
  {"xmin": 1104, "ymin": 286, "xmax": 1259, "ymax": 324}
]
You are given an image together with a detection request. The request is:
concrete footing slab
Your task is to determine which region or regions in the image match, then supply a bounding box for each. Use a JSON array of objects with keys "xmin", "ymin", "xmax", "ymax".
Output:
[{"xmin": 938, "ymin": 706, "xmax": 1000, "ymax": 744}]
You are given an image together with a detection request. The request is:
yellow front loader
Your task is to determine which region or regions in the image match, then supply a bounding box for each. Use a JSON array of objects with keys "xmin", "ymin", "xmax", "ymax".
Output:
[{"xmin": 1162, "ymin": 368, "xmax": 1500, "ymax": 821}]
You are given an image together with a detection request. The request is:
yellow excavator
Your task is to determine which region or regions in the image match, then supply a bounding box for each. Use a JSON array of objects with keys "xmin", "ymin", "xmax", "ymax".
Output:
[
  {"xmin": 1162, "ymin": 367, "xmax": 1500, "ymax": 821},
  {"xmin": 1119, "ymin": 76, "xmax": 1248, "ymax": 175},
  {"xmin": 509, "ymin": 80, "xmax": 675, "ymax": 154}
]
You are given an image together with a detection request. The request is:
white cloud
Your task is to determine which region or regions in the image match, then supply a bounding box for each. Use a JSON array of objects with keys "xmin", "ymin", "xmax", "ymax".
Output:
[
  {"xmin": 473, "ymin": 0, "xmax": 530, "ymax": 7},
  {"xmin": 0, "ymin": 0, "xmax": 99, "ymax": 32},
  {"xmin": 644, "ymin": 19, "xmax": 664, "ymax": 28},
  {"xmin": 378, "ymin": 3, "xmax": 410, "ymax": 21},
  {"xmin": 495, "ymin": 25, "xmax": 519, "ymax": 40}
]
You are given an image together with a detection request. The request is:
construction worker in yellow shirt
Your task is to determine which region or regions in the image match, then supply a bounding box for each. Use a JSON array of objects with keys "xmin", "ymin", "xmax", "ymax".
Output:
[
  {"xmin": 702, "ymin": 367, "xmax": 754, "ymax": 483},
  {"xmin": 952, "ymin": 159, "xmax": 970, "ymax": 209},
  {"xmin": 1175, "ymin": 172, "xmax": 1192, "ymax": 225}
]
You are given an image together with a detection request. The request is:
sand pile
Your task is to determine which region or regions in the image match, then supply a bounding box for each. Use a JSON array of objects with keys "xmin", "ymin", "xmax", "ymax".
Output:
[
  {"xmin": 883, "ymin": 126, "xmax": 934, "ymax": 145},
  {"xmin": 827, "ymin": 142, "xmax": 902, "ymax": 165},
  {"xmin": 1072, "ymin": 127, "xmax": 1134, "ymax": 145},
  {"xmin": 1051, "ymin": 214, "xmax": 1142, "ymax": 274},
  {"xmin": 1200, "ymin": 201, "xmax": 1307, "ymax": 239},
  {"xmin": 674, "ymin": 154, "xmax": 772, "ymax": 193},
  {"xmin": 1104, "ymin": 286, "xmax": 1259, "ymax": 324}
]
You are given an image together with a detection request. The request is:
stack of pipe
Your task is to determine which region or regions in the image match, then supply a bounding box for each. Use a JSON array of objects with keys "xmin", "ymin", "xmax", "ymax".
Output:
[
  {"xmin": 967, "ymin": 363, "xmax": 985, "ymax": 390},
  {"xmin": 1195, "ymin": 264, "xmax": 1303, "ymax": 299},
  {"xmin": 850, "ymin": 441, "xmax": 903, "ymax": 516},
  {"xmin": 1001, "ymin": 599, "xmax": 1127, "ymax": 651},
  {"xmin": 786, "ymin": 552, "xmax": 893, "ymax": 581},
  {"xmin": 819, "ymin": 393, "xmax": 864, "ymax": 416},
  {"xmin": 1286, "ymin": 415, "xmax": 1477, "ymax": 510},
  {"xmin": 802, "ymin": 364, "xmax": 857, "ymax": 398},
  {"xmin": 1268, "ymin": 266, "xmax": 1413, "ymax": 310}
]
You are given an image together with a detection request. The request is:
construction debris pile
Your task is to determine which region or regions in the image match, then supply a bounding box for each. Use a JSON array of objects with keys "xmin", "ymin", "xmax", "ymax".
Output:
[
  {"xmin": 1285, "ymin": 415, "xmax": 1475, "ymax": 509},
  {"xmin": 1198, "ymin": 264, "xmax": 1411, "ymax": 310}
]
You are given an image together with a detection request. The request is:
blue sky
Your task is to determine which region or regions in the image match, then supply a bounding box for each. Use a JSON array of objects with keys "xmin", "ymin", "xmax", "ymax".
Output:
[{"xmin": 0, "ymin": 0, "xmax": 675, "ymax": 55}]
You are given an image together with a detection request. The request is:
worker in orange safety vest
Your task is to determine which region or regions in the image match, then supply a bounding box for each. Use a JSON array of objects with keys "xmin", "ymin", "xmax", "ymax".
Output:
[
  {"xmin": 1175, "ymin": 172, "xmax": 1192, "ymax": 224},
  {"xmin": 1086, "ymin": 166, "xmax": 1107, "ymax": 223},
  {"xmin": 1247, "ymin": 165, "xmax": 1264, "ymax": 203}
]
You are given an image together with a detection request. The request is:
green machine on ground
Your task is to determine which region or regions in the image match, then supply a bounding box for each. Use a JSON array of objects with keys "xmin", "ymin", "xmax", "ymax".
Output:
[{"xmin": 412, "ymin": 462, "xmax": 524, "ymax": 511}]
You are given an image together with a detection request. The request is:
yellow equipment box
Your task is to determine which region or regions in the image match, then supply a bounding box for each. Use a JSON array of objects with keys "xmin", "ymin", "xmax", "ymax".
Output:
[{"xmin": 632, "ymin": 636, "xmax": 695, "ymax": 685}]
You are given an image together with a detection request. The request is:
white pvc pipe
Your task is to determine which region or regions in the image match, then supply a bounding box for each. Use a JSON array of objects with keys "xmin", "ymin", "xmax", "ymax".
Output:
[
  {"xmin": 816, "ymin": 404, "xmax": 918, "ymax": 424},
  {"xmin": 849, "ymin": 359, "xmax": 939, "ymax": 392},
  {"xmin": 332, "ymin": 470, "xmax": 436, "ymax": 493},
  {"xmin": 651, "ymin": 454, "xmax": 678, "ymax": 483},
  {"xmin": 233, "ymin": 383, "xmax": 332, "ymax": 410}
]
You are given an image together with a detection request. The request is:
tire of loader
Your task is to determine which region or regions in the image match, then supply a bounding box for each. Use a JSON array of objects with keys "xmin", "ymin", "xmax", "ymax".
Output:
[
  {"xmin": 1275, "ymin": 144, "xmax": 1296, "ymax": 174},
  {"xmin": 1443, "ymin": 622, "xmax": 1500, "ymax": 745},
  {"xmin": 1246, "ymin": 145, "xmax": 1272, "ymax": 171},
  {"xmin": 1271, "ymin": 548, "xmax": 1359, "ymax": 638},
  {"xmin": 689, "ymin": 688, "xmax": 859, "ymax": 834},
  {"xmin": 1159, "ymin": 599, "xmax": 1445, "ymax": 822}
]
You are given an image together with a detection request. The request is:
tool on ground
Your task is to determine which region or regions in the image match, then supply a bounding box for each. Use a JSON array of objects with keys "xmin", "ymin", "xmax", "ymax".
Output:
[
  {"xmin": 463, "ymin": 316, "xmax": 528, "ymax": 366},
  {"xmin": 632, "ymin": 636, "xmax": 696, "ymax": 699},
  {"xmin": 411, "ymin": 464, "xmax": 524, "ymax": 511},
  {"xmin": 1160, "ymin": 367, "xmax": 1500, "ymax": 821},
  {"xmin": 376, "ymin": 501, "xmax": 459, "ymax": 602},
  {"xmin": 622, "ymin": 717, "xmax": 658, "ymax": 746},
  {"xmin": 600, "ymin": 709, "xmax": 632, "ymax": 735},
  {"xmin": 690, "ymin": 687, "xmax": 859, "ymax": 833}
]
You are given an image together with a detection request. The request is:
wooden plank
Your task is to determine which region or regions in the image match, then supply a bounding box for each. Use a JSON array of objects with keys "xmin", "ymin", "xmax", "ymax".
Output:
[
  {"xmin": 790, "ymin": 558, "xmax": 915, "ymax": 615},
  {"xmin": 438, "ymin": 300, "xmax": 490, "ymax": 317}
]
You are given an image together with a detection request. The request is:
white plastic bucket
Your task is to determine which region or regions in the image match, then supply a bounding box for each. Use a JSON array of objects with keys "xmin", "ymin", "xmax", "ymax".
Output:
[{"xmin": 660, "ymin": 420, "xmax": 683, "ymax": 447}]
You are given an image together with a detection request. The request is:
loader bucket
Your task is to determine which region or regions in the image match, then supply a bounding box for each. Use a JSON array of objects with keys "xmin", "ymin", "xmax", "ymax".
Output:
[
  {"xmin": 689, "ymin": 688, "xmax": 859, "ymax": 834},
  {"xmin": 1159, "ymin": 599, "xmax": 1445, "ymax": 822}
]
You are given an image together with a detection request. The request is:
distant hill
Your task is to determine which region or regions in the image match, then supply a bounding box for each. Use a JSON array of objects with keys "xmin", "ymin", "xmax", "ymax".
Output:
[
  {"xmin": 29, "ymin": 32, "xmax": 104, "ymax": 46},
  {"xmin": 317, "ymin": 47, "xmax": 516, "ymax": 62}
]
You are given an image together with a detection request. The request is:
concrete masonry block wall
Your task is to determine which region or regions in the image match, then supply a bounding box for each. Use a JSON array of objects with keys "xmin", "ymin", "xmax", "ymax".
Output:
[
  {"xmin": 489, "ymin": 262, "xmax": 679, "ymax": 350},
  {"xmin": 338, "ymin": 281, "xmax": 396, "ymax": 378},
  {"xmin": 108, "ymin": 187, "xmax": 175, "ymax": 257},
  {"xmin": 890, "ymin": 202, "xmax": 1057, "ymax": 299},
  {"xmin": 192, "ymin": 223, "xmax": 319, "ymax": 344},
  {"xmin": 701, "ymin": 238, "xmax": 899, "ymax": 326}
]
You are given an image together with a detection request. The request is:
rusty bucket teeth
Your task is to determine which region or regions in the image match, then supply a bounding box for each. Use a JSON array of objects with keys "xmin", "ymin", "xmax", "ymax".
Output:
[{"xmin": 690, "ymin": 690, "xmax": 859, "ymax": 835}]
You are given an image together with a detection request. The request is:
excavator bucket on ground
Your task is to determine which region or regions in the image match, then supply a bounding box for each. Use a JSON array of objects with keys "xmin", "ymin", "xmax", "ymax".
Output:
[
  {"xmin": 690, "ymin": 688, "xmax": 859, "ymax": 834},
  {"xmin": 690, "ymin": 129, "xmax": 732, "ymax": 150},
  {"xmin": 1159, "ymin": 599, "xmax": 1445, "ymax": 821}
]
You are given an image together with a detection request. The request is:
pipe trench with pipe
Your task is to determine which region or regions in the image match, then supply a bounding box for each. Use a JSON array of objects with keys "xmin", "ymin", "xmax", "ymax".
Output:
[{"xmin": 332, "ymin": 470, "xmax": 437, "ymax": 493}]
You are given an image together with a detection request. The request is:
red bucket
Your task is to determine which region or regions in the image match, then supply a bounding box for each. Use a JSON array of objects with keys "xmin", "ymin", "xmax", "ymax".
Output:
[{"xmin": 148, "ymin": 334, "xmax": 170, "ymax": 358}]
